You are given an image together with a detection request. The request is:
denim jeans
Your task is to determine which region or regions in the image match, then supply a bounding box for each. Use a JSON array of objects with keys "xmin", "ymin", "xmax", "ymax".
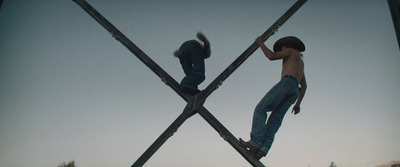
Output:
[
  {"xmin": 249, "ymin": 76, "xmax": 300, "ymax": 155},
  {"xmin": 178, "ymin": 40, "xmax": 205, "ymax": 88}
]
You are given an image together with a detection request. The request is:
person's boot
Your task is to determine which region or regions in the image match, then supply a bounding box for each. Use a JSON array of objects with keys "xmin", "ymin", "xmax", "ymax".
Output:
[
  {"xmin": 239, "ymin": 138, "xmax": 259, "ymax": 154},
  {"xmin": 254, "ymin": 150, "xmax": 266, "ymax": 160},
  {"xmin": 182, "ymin": 85, "xmax": 200, "ymax": 95}
]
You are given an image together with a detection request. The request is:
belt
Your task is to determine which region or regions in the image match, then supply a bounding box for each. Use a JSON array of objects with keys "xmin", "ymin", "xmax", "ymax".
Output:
[{"xmin": 283, "ymin": 75, "xmax": 298, "ymax": 84}]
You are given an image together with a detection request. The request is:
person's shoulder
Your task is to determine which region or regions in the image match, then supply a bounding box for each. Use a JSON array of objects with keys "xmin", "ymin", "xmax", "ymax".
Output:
[{"xmin": 282, "ymin": 48, "xmax": 301, "ymax": 58}]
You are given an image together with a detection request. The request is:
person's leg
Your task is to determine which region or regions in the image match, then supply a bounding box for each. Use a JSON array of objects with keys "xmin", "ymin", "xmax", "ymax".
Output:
[
  {"xmin": 179, "ymin": 41, "xmax": 196, "ymax": 87},
  {"xmin": 258, "ymin": 78, "xmax": 300, "ymax": 157},
  {"xmin": 179, "ymin": 54, "xmax": 192, "ymax": 76},
  {"xmin": 257, "ymin": 99, "xmax": 292, "ymax": 156},
  {"xmin": 187, "ymin": 41, "xmax": 205, "ymax": 86},
  {"xmin": 249, "ymin": 82, "xmax": 287, "ymax": 149}
]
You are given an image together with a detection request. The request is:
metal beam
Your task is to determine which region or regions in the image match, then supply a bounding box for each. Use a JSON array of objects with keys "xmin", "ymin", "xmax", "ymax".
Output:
[
  {"xmin": 202, "ymin": 0, "xmax": 308, "ymax": 99},
  {"xmin": 197, "ymin": 106, "xmax": 265, "ymax": 167},
  {"xmin": 132, "ymin": 102, "xmax": 197, "ymax": 167},
  {"xmin": 388, "ymin": 0, "xmax": 400, "ymax": 49},
  {"xmin": 72, "ymin": 0, "xmax": 191, "ymax": 102}
]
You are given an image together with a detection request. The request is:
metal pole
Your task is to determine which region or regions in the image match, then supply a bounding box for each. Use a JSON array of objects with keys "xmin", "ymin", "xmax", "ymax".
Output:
[
  {"xmin": 197, "ymin": 106, "xmax": 265, "ymax": 167},
  {"xmin": 72, "ymin": 0, "xmax": 190, "ymax": 102},
  {"xmin": 388, "ymin": 0, "xmax": 400, "ymax": 49},
  {"xmin": 132, "ymin": 103, "xmax": 196, "ymax": 167}
]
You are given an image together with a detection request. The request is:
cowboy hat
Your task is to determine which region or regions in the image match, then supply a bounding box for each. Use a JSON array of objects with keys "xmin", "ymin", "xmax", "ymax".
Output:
[{"xmin": 273, "ymin": 36, "xmax": 305, "ymax": 52}]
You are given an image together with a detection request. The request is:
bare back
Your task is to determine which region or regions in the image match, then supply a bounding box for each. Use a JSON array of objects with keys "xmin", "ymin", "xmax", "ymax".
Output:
[{"xmin": 281, "ymin": 51, "xmax": 304, "ymax": 83}]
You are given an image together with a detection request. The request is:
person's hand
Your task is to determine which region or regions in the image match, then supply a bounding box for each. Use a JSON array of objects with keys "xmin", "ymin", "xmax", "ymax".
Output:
[
  {"xmin": 292, "ymin": 105, "xmax": 300, "ymax": 115},
  {"xmin": 173, "ymin": 50, "xmax": 182, "ymax": 57},
  {"xmin": 255, "ymin": 36, "xmax": 264, "ymax": 45},
  {"xmin": 197, "ymin": 32, "xmax": 207, "ymax": 42}
]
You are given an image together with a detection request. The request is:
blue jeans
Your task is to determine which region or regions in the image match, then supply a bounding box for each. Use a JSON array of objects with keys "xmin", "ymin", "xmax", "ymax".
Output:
[
  {"xmin": 249, "ymin": 76, "xmax": 299, "ymax": 155},
  {"xmin": 178, "ymin": 40, "xmax": 205, "ymax": 88}
]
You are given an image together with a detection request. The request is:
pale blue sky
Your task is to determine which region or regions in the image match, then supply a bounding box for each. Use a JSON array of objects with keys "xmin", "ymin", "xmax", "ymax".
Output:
[{"xmin": 0, "ymin": 0, "xmax": 399, "ymax": 167}]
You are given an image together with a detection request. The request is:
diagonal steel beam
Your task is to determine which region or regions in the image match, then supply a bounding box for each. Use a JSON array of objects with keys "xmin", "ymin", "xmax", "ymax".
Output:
[
  {"xmin": 132, "ymin": 101, "xmax": 197, "ymax": 167},
  {"xmin": 197, "ymin": 106, "xmax": 265, "ymax": 167},
  {"xmin": 388, "ymin": 0, "xmax": 400, "ymax": 49},
  {"xmin": 72, "ymin": 0, "xmax": 191, "ymax": 102},
  {"xmin": 202, "ymin": 0, "xmax": 307, "ymax": 99},
  {"xmin": 72, "ymin": 1, "xmax": 196, "ymax": 166}
]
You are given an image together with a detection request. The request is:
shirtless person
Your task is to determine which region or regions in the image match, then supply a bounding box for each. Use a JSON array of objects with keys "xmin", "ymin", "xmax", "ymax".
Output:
[{"xmin": 240, "ymin": 36, "xmax": 307, "ymax": 160}]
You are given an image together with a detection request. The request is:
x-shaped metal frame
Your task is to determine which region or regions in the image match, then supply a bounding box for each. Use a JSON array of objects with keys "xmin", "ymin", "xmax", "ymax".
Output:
[{"xmin": 73, "ymin": 0, "xmax": 307, "ymax": 166}]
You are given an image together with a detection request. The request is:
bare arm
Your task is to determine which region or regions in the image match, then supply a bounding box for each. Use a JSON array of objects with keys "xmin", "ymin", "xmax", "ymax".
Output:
[
  {"xmin": 292, "ymin": 73, "xmax": 307, "ymax": 115},
  {"xmin": 197, "ymin": 32, "xmax": 211, "ymax": 59},
  {"xmin": 255, "ymin": 36, "xmax": 290, "ymax": 60}
]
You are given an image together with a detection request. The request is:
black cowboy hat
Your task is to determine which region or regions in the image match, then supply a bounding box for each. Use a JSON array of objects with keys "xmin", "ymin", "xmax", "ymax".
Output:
[{"xmin": 273, "ymin": 36, "xmax": 305, "ymax": 52}]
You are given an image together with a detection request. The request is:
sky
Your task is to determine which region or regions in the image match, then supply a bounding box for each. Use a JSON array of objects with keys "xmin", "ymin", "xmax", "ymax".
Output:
[{"xmin": 0, "ymin": 0, "xmax": 399, "ymax": 167}]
